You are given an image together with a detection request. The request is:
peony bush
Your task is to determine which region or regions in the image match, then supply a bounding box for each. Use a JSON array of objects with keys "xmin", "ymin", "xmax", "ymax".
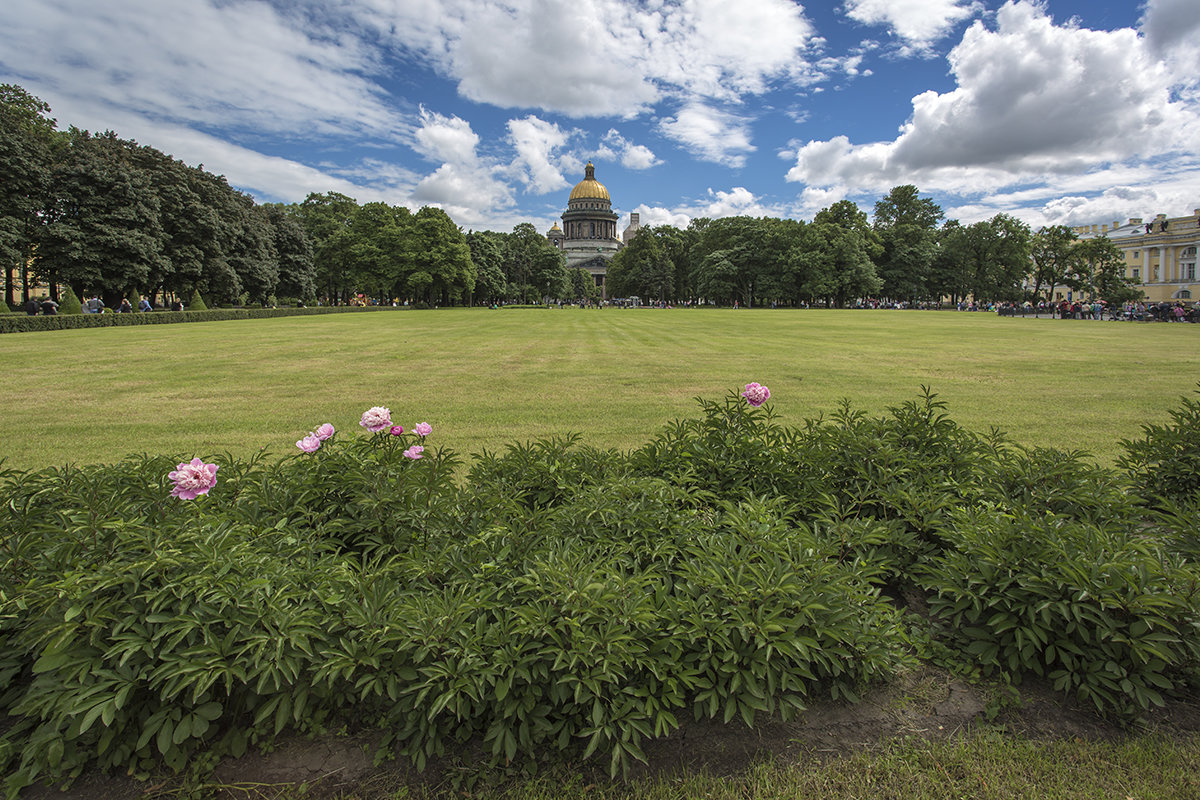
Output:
[{"xmin": 2, "ymin": 385, "xmax": 1199, "ymax": 798}]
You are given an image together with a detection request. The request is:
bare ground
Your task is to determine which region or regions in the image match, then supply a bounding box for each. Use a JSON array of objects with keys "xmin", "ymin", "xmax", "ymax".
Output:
[{"xmin": 20, "ymin": 667, "xmax": 1200, "ymax": 800}]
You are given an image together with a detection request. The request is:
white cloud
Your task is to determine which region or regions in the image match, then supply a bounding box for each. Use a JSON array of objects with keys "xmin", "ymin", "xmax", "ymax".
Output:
[
  {"xmin": 659, "ymin": 103, "xmax": 755, "ymax": 167},
  {"xmin": 414, "ymin": 107, "xmax": 481, "ymax": 164},
  {"xmin": 793, "ymin": 185, "xmax": 851, "ymax": 218},
  {"xmin": 787, "ymin": 2, "xmax": 1200, "ymax": 198},
  {"xmin": 1140, "ymin": 0, "xmax": 1200, "ymax": 53},
  {"xmin": 600, "ymin": 129, "xmax": 660, "ymax": 170},
  {"xmin": 632, "ymin": 205, "xmax": 694, "ymax": 229},
  {"xmin": 410, "ymin": 109, "xmax": 514, "ymax": 219},
  {"xmin": 1141, "ymin": 0, "xmax": 1200, "ymax": 89},
  {"xmin": 0, "ymin": 0, "xmax": 408, "ymax": 141},
  {"xmin": 842, "ymin": 0, "xmax": 980, "ymax": 53},
  {"xmin": 348, "ymin": 0, "xmax": 821, "ymax": 117},
  {"xmin": 506, "ymin": 116, "xmax": 570, "ymax": 195},
  {"xmin": 630, "ymin": 186, "xmax": 783, "ymax": 230}
]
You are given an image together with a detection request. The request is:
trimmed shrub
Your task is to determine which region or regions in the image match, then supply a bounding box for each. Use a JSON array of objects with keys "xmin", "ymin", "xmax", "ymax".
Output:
[
  {"xmin": 58, "ymin": 287, "xmax": 82, "ymax": 315},
  {"xmin": 187, "ymin": 290, "xmax": 208, "ymax": 311},
  {"xmin": 0, "ymin": 305, "xmax": 393, "ymax": 334}
]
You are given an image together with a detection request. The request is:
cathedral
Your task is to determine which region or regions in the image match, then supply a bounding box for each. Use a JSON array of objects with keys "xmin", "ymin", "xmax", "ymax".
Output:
[{"xmin": 547, "ymin": 162, "xmax": 641, "ymax": 297}]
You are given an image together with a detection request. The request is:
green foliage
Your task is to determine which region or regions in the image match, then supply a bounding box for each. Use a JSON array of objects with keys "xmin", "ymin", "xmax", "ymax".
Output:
[
  {"xmin": 1119, "ymin": 384, "xmax": 1200, "ymax": 508},
  {"xmin": 0, "ymin": 304, "xmax": 392, "ymax": 333},
  {"xmin": 187, "ymin": 290, "xmax": 208, "ymax": 311},
  {"xmin": 57, "ymin": 286, "xmax": 82, "ymax": 315},
  {"xmin": 918, "ymin": 508, "xmax": 1200, "ymax": 720},
  {"xmin": 2, "ymin": 385, "xmax": 1200, "ymax": 795}
]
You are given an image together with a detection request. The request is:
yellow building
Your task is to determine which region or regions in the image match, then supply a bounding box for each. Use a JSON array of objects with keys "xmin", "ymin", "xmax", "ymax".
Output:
[{"xmin": 1075, "ymin": 209, "xmax": 1200, "ymax": 304}]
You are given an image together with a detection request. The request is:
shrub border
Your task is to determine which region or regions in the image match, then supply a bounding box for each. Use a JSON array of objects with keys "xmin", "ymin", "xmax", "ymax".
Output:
[{"xmin": 0, "ymin": 305, "xmax": 396, "ymax": 334}]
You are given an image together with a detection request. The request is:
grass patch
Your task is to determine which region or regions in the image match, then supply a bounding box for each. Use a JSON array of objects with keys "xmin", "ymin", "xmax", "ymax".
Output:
[
  {"xmin": 308, "ymin": 731, "xmax": 1200, "ymax": 799},
  {"xmin": 0, "ymin": 308, "xmax": 1195, "ymax": 471}
]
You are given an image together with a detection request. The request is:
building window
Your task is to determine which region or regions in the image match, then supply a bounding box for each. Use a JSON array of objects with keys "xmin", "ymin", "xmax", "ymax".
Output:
[
  {"xmin": 1179, "ymin": 290, "xmax": 1192, "ymax": 299},
  {"xmin": 1132, "ymin": 251, "xmax": 1140, "ymax": 259},
  {"xmin": 1188, "ymin": 264, "xmax": 1196, "ymax": 280},
  {"xmin": 1132, "ymin": 268, "xmax": 1140, "ymax": 280}
]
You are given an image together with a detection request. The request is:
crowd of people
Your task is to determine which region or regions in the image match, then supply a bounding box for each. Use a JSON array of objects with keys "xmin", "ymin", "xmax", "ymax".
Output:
[
  {"xmin": 21, "ymin": 295, "xmax": 180, "ymax": 315},
  {"xmin": 986, "ymin": 299, "xmax": 1196, "ymax": 321}
]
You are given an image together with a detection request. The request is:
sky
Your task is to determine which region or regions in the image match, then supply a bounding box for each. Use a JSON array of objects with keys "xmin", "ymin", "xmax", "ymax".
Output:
[{"xmin": 2, "ymin": 0, "xmax": 1200, "ymax": 237}]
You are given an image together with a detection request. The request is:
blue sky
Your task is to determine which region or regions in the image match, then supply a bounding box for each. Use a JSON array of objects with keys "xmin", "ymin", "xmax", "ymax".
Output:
[{"xmin": 2, "ymin": 0, "xmax": 1198, "ymax": 236}]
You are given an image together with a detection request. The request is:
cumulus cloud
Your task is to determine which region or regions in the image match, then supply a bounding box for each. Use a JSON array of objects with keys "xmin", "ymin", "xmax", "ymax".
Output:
[
  {"xmin": 599, "ymin": 129, "xmax": 660, "ymax": 170},
  {"xmin": 1141, "ymin": 0, "xmax": 1200, "ymax": 89},
  {"xmin": 842, "ymin": 0, "xmax": 981, "ymax": 53},
  {"xmin": 787, "ymin": 1, "xmax": 1200, "ymax": 198},
  {"xmin": 1140, "ymin": 0, "xmax": 1200, "ymax": 53},
  {"xmin": 348, "ymin": 0, "xmax": 820, "ymax": 117},
  {"xmin": 658, "ymin": 103, "xmax": 755, "ymax": 167},
  {"xmin": 506, "ymin": 116, "xmax": 570, "ymax": 194},
  {"xmin": 414, "ymin": 107, "xmax": 480, "ymax": 164},
  {"xmin": 409, "ymin": 109, "xmax": 513, "ymax": 216},
  {"xmin": 630, "ymin": 186, "xmax": 784, "ymax": 230}
]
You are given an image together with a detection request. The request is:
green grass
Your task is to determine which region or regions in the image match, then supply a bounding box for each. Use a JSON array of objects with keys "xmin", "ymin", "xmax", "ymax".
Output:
[
  {"xmin": 1, "ymin": 308, "xmax": 1196, "ymax": 472},
  {"xmin": 296, "ymin": 731, "xmax": 1200, "ymax": 799}
]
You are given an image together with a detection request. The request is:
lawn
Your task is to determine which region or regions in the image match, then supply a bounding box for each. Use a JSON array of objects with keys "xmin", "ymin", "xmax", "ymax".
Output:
[{"xmin": 1, "ymin": 307, "xmax": 1195, "ymax": 472}]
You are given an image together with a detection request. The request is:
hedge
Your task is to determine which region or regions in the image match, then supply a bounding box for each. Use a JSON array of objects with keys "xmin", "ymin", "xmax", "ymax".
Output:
[{"xmin": 0, "ymin": 305, "xmax": 396, "ymax": 334}]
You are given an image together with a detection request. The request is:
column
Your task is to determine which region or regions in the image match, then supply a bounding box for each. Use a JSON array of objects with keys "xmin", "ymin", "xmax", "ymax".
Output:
[{"xmin": 1144, "ymin": 248, "xmax": 1151, "ymax": 283}]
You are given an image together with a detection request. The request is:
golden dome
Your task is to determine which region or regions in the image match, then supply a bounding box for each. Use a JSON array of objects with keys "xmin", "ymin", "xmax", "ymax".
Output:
[
  {"xmin": 568, "ymin": 161, "xmax": 610, "ymax": 202},
  {"xmin": 550, "ymin": 222, "xmax": 561, "ymax": 231}
]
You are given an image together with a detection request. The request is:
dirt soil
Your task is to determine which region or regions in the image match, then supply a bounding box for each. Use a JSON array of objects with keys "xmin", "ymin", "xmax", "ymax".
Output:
[{"xmin": 20, "ymin": 667, "xmax": 1200, "ymax": 800}]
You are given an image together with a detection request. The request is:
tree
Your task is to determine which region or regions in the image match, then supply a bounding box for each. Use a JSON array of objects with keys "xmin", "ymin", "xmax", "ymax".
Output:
[
  {"xmin": 1029, "ymin": 225, "xmax": 1080, "ymax": 303},
  {"xmin": 509, "ymin": 222, "xmax": 567, "ymax": 301},
  {"xmin": 689, "ymin": 216, "xmax": 789, "ymax": 306},
  {"xmin": 567, "ymin": 267, "xmax": 601, "ymax": 303},
  {"xmin": 954, "ymin": 214, "xmax": 1032, "ymax": 303},
  {"xmin": 873, "ymin": 185, "xmax": 943, "ymax": 302},
  {"xmin": 228, "ymin": 200, "xmax": 279, "ymax": 305},
  {"xmin": 466, "ymin": 230, "xmax": 507, "ymax": 303},
  {"xmin": 1076, "ymin": 236, "xmax": 1141, "ymax": 306},
  {"xmin": 930, "ymin": 221, "xmax": 973, "ymax": 304},
  {"xmin": 0, "ymin": 84, "xmax": 58, "ymax": 306},
  {"xmin": 293, "ymin": 192, "xmax": 360, "ymax": 303},
  {"xmin": 35, "ymin": 129, "xmax": 166, "ymax": 306},
  {"xmin": 794, "ymin": 202, "xmax": 882, "ymax": 307},
  {"xmin": 261, "ymin": 204, "xmax": 316, "ymax": 300},
  {"xmin": 412, "ymin": 206, "xmax": 474, "ymax": 305},
  {"xmin": 606, "ymin": 226, "xmax": 673, "ymax": 300}
]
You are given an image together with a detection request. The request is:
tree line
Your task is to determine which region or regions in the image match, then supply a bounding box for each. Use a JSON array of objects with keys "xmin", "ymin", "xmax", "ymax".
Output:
[
  {"xmin": 607, "ymin": 186, "xmax": 1140, "ymax": 308},
  {"xmin": 3, "ymin": 84, "xmax": 1139, "ymax": 311}
]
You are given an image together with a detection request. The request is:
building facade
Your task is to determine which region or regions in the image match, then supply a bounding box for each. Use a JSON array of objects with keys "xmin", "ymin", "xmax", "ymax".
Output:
[
  {"xmin": 547, "ymin": 162, "xmax": 625, "ymax": 296},
  {"xmin": 1075, "ymin": 209, "xmax": 1200, "ymax": 304}
]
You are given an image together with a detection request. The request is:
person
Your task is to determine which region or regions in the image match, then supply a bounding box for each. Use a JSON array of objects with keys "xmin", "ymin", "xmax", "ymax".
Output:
[
  {"xmin": 24, "ymin": 298, "xmax": 39, "ymax": 315},
  {"xmin": 118, "ymin": 298, "xmax": 132, "ymax": 313},
  {"xmin": 84, "ymin": 296, "xmax": 100, "ymax": 314},
  {"xmin": 138, "ymin": 297, "xmax": 152, "ymax": 312},
  {"xmin": 170, "ymin": 298, "xmax": 184, "ymax": 311},
  {"xmin": 40, "ymin": 297, "xmax": 59, "ymax": 315}
]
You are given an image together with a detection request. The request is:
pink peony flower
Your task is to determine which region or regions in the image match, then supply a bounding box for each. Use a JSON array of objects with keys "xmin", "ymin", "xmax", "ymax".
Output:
[
  {"xmin": 168, "ymin": 457, "xmax": 218, "ymax": 500},
  {"xmin": 403, "ymin": 445, "xmax": 424, "ymax": 460},
  {"xmin": 389, "ymin": 425, "xmax": 405, "ymax": 436},
  {"xmin": 413, "ymin": 422, "xmax": 432, "ymax": 437},
  {"xmin": 360, "ymin": 406, "xmax": 392, "ymax": 433},
  {"xmin": 741, "ymin": 382, "xmax": 771, "ymax": 407},
  {"xmin": 297, "ymin": 434, "xmax": 321, "ymax": 453},
  {"xmin": 314, "ymin": 423, "xmax": 335, "ymax": 440}
]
